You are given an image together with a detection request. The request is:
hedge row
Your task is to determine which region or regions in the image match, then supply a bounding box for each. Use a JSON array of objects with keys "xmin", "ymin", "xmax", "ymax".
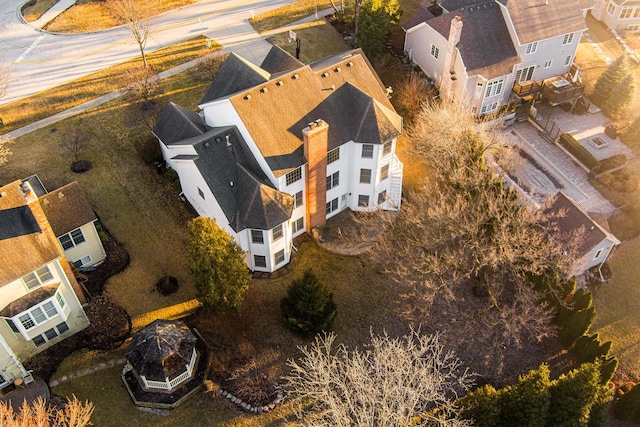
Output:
[{"xmin": 558, "ymin": 133, "xmax": 600, "ymax": 170}]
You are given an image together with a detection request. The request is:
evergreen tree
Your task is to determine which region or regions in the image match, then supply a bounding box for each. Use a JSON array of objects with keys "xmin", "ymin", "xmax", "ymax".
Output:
[
  {"xmin": 460, "ymin": 384, "xmax": 501, "ymax": 427},
  {"xmin": 621, "ymin": 115, "xmax": 640, "ymax": 146},
  {"xmin": 614, "ymin": 382, "xmax": 640, "ymax": 421},
  {"xmin": 280, "ymin": 269, "xmax": 337, "ymax": 336},
  {"xmin": 356, "ymin": 0, "xmax": 401, "ymax": 59},
  {"xmin": 500, "ymin": 365, "xmax": 552, "ymax": 427},
  {"xmin": 601, "ymin": 72, "xmax": 635, "ymax": 119},
  {"xmin": 591, "ymin": 54, "xmax": 630, "ymax": 106},
  {"xmin": 187, "ymin": 216, "xmax": 251, "ymax": 313},
  {"xmin": 545, "ymin": 362, "xmax": 601, "ymax": 427}
]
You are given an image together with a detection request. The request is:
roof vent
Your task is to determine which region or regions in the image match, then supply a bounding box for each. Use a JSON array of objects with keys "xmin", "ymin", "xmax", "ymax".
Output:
[
  {"xmin": 58, "ymin": 191, "xmax": 65, "ymax": 198},
  {"xmin": 226, "ymin": 135, "xmax": 231, "ymax": 147},
  {"xmin": 244, "ymin": 94, "xmax": 251, "ymax": 100},
  {"xmin": 346, "ymin": 61, "xmax": 353, "ymax": 67},
  {"xmin": 334, "ymin": 67, "xmax": 341, "ymax": 73},
  {"xmin": 215, "ymin": 137, "xmax": 222, "ymax": 143},
  {"xmin": 204, "ymin": 141, "xmax": 210, "ymax": 147},
  {"xmin": 0, "ymin": 191, "xmax": 5, "ymax": 198},
  {"xmin": 276, "ymin": 80, "xmax": 284, "ymax": 86},
  {"xmin": 292, "ymin": 74, "xmax": 299, "ymax": 79},
  {"xmin": 230, "ymin": 181, "xmax": 234, "ymax": 187},
  {"xmin": 321, "ymin": 72, "xmax": 329, "ymax": 78},
  {"xmin": 260, "ymin": 87, "xmax": 268, "ymax": 93}
]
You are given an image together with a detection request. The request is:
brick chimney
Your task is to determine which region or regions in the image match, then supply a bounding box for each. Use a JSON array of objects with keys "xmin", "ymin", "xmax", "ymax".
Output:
[
  {"xmin": 440, "ymin": 15, "xmax": 463, "ymax": 101},
  {"xmin": 303, "ymin": 119, "xmax": 329, "ymax": 229}
]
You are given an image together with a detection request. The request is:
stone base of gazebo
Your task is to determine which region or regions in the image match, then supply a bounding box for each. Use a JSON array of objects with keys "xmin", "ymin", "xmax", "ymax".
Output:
[{"xmin": 122, "ymin": 337, "xmax": 210, "ymax": 409}]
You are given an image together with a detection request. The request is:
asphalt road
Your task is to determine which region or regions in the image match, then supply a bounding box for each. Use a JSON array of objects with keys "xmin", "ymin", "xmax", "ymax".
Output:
[{"xmin": 0, "ymin": 0, "xmax": 294, "ymax": 106}]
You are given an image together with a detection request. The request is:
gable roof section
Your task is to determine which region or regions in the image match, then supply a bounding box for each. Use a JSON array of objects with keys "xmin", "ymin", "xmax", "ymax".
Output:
[
  {"xmin": 153, "ymin": 102, "xmax": 206, "ymax": 145},
  {"xmin": 260, "ymin": 45, "xmax": 305, "ymax": 75},
  {"xmin": 228, "ymin": 49, "xmax": 402, "ymax": 176},
  {"xmin": 403, "ymin": 2, "xmax": 436, "ymax": 30},
  {"xmin": 200, "ymin": 53, "xmax": 271, "ymax": 104},
  {"xmin": 39, "ymin": 182, "xmax": 97, "ymax": 237},
  {"xmin": 234, "ymin": 164, "xmax": 294, "ymax": 231},
  {"xmin": 544, "ymin": 192, "xmax": 620, "ymax": 258},
  {"xmin": 0, "ymin": 181, "xmax": 61, "ymax": 285},
  {"xmin": 504, "ymin": 0, "xmax": 586, "ymax": 45},
  {"xmin": 429, "ymin": 3, "xmax": 519, "ymax": 78}
]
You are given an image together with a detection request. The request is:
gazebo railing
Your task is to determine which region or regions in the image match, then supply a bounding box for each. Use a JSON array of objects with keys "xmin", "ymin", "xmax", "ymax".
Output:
[{"xmin": 141, "ymin": 349, "xmax": 198, "ymax": 390}]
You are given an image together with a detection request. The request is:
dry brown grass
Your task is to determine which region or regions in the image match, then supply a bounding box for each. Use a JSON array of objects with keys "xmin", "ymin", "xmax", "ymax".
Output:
[
  {"xmin": 44, "ymin": 0, "xmax": 198, "ymax": 33},
  {"xmin": 21, "ymin": 0, "xmax": 58, "ymax": 22},
  {"xmin": 250, "ymin": 0, "xmax": 336, "ymax": 33},
  {"xmin": 0, "ymin": 36, "xmax": 218, "ymax": 135},
  {"xmin": 267, "ymin": 21, "xmax": 349, "ymax": 63}
]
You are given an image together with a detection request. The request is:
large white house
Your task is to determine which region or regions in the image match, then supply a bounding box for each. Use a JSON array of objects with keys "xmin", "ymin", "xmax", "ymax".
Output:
[
  {"xmin": 0, "ymin": 179, "xmax": 90, "ymax": 390},
  {"xmin": 591, "ymin": 0, "xmax": 640, "ymax": 33},
  {"xmin": 404, "ymin": 0, "xmax": 587, "ymax": 115},
  {"xmin": 154, "ymin": 47, "xmax": 403, "ymax": 273}
]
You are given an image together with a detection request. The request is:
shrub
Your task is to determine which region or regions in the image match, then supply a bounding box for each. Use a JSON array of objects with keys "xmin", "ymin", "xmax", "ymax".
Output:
[
  {"xmin": 614, "ymin": 382, "xmax": 640, "ymax": 421},
  {"xmin": 558, "ymin": 133, "xmax": 600, "ymax": 170},
  {"xmin": 134, "ymin": 135, "xmax": 162, "ymax": 164},
  {"xmin": 546, "ymin": 363, "xmax": 601, "ymax": 427},
  {"xmin": 594, "ymin": 154, "xmax": 627, "ymax": 174},
  {"xmin": 499, "ymin": 365, "xmax": 551, "ymax": 427},
  {"xmin": 573, "ymin": 333, "xmax": 612, "ymax": 363},
  {"xmin": 280, "ymin": 269, "xmax": 337, "ymax": 336},
  {"xmin": 460, "ymin": 384, "xmax": 501, "ymax": 427},
  {"xmin": 599, "ymin": 356, "xmax": 618, "ymax": 385},
  {"xmin": 559, "ymin": 306, "xmax": 596, "ymax": 346}
]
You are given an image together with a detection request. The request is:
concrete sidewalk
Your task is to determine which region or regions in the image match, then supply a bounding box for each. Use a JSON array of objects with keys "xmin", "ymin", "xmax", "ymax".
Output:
[
  {"xmin": 32, "ymin": 0, "xmax": 77, "ymax": 29},
  {"xmin": 1, "ymin": 8, "xmax": 337, "ymax": 142}
]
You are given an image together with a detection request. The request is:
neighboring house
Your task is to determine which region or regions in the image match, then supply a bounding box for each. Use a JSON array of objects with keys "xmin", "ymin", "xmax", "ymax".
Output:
[
  {"xmin": 544, "ymin": 192, "xmax": 620, "ymax": 278},
  {"xmin": 592, "ymin": 0, "xmax": 640, "ymax": 33},
  {"xmin": 35, "ymin": 179, "xmax": 106, "ymax": 270},
  {"xmin": 154, "ymin": 46, "xmax": 404, "ymax": 273},
  {"xmin": 0, "ymin": 179, "xmax": 90, "ymax": 391},
  {"xmin": 403, "ymin": 0, "xmax": 587, "ymax": 116}
]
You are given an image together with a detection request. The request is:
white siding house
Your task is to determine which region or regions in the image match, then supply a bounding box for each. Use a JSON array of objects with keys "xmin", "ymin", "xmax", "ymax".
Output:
[
  {"xmin": 592, "ymin": 0, "xmax": 640, "ymax": 33},
  {"xmin": 404, "ymin": 0, "xmax": 587, "ymax": 116},
  {"xmin": 154, "ymin": 47, "xmax": 403, "ymax": 272}
]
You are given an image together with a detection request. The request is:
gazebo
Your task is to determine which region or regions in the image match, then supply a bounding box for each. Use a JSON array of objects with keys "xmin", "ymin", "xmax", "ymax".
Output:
[{"xmin": 125, "ymin": 319, "xmax": 199, "ymax": 394}]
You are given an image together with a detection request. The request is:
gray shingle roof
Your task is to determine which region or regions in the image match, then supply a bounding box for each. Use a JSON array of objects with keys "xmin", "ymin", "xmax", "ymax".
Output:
[
  {"xmin": 504, "ymin": 0, "xmax": 586, "ymax": 45},
  {"xmin": 39, "ymin": 181, "xmax": 97, "ymax": 237},
  {"xmin": 260, "ymin": 45, "xmax": 305, "ymax": 75},
  {"xmin": 429, "ymin": 3, "xmax": 520, "ymax": 78},
  {"xmin": 0, "ymin": 284, "xmax": 58, "ymax": 317},
  {"xmin": 126, "ymin": 319, "xmax": 196, "ymax": 382},
  {"xmin": 200, "ymin": 53, "xmax": 271, "ymax": 104},
  {"xmin": 153, "ymin": 102, "xmax": 206, "ymax": 145},
  {"xmin": 543, "ymin": 192, "xmax": 620, "ymax": 258}
]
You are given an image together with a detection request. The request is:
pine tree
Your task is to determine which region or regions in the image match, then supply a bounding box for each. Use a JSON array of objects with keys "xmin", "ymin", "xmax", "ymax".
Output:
[
  {"xmin": 187, "ymin": 216, "xmax": 251, "ymax": 313},
  {"xmin": 356, "ymin": 0, "xmax": 402, "ymax": 59},
  {"xmin": 591, "ymin": 54, "xmax": 630, "ymax": 106},
  {"xmin": 460, "ymin": 384, "xmax": 501, "ymax": 427},
  {"xmin": 601, "ymin": 72, "xmax": 635, "ymax": 119},
  {"xmin": 546, "ymin": 362, "xmax": 602, "ymax": 427},
  {"xmin": 621, "ymin": 115, "xmax": 640, "ymax": 146},
  {"xmin": 499, "ymin": 365, "xmax": 552, "ymax": 427},
  {"xmin": 280, "ymin": 269, "xmax": 337, "ymax": 336}
]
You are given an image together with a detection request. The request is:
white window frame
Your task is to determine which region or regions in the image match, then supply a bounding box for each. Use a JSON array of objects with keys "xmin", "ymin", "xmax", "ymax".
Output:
[
  {"xmin": 360, "ymin": 168, "xmax": 372, "ymax": 184},
  {"xmin": 515, "ymin": 66, "xmax": 535, "ymax": 84},
  {"xmin": 607, "ymin": 2, "xmax": 616, "ymax": 15},
  {"xmin": 361, "ymin": 144, "xmax": 374, "ymax": 158},
  {"xmin": 627, "ymin": 24, "xmax": 640, "ymax": 32},
  {"xmin": 327, "ymin": 171, "xmax": 339, "ymax": 190},
  {"xmin": 621, "ymin": 7, "xmax": 633, "ymax": 18},
  {"xmin": 293, "ymin": 191, "xmax": 303, "ymax": 209},
  {"xmin": 382, "ymin": 141, "xmax": 392, "ymax": 156},
  {"xmin": 197, "ymin": 187, "xmax": 205, "ymax": 199},
  {"xmin": 59, "ymin": 228, "xmax": 86, "ymax": 251},
  {"xmin": 274, "ymin": 249, "xmax": 285, "ymax": 265},
  {"xmin": 544, "ymin": 60, "xmax": 553, "ymax": 69},
  {"xmin": 594, "ymin": 248, "xmax": 604, "ymax": 260},
  {"xmin": 474, "ymin": 83, "xmax": 483, "ymax": 99},
  {"xmin": 481, "ymin": 102, "xmax": 498, "ymax": 115},
  {"xmin": 254, "ymin": 255, "xmax": 266, "ymax": 268},
  {"xmin": 358, "ymin": 195, "xmax": 370, "ymax": 207},
  {"xmin": 291, "ymin": 217, "xmax": 304, "ymax": 234},
  {"xmin": 15, "ymin": 292, "xmax": 65, "ymax": 332},
  {"xmin": 326, "ymin": 197, "xmax": 339, "ymax": 214},
  {"xmin": 565, "ymin": 55, "xmax": 572, "ymax": 66},
  {"xmin": 251, "ymin": 230, "xmax": 264, "ymax": 244},
  {"xmin": 430, "ymin": 44, "xmax": 439, "ymax": 59},
  {"xmin": 485, "ymin": 79, "xmax": 504, "ymax": 98},
  {"xmin": 327, "ymin": 147, "xmax": 340, "ymax": 164},
  {"xmin": 32, "ymin": 321, "xmax": 69, "ymax": 347},
  {"xmin": 562, "ymin": 33, "xmax": 574, "ymax": 45},
  {"xmin": 73, "ymin": 255, "xmax": 92, "ymax": 268},
  {"xmin": 525, "ymin": 42, "xmax": 538, "ymax": 55},
  {"xmin": 380, "ymin": 164, "xmax": 389, "ymax": 181},
  {"xmin": 272, "ymin": 224, "xmax": 283, "ymax": 242},
  {"xmin": 22, "ymin": 266, "xmax": 54, "ymax": 291}
]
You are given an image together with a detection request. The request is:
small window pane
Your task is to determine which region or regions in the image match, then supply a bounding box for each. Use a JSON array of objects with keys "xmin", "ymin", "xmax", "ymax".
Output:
[
  {"xmin": 378, "ymin": 191, "xmax": 387, "ymax": 204},
  {"xmin": 327, "ymin": 148, "xmax": 340, "ymax": 164},
  {"xmin": 23, "ymin": 272, "xmax": 39, "ymax": 290},
  {"xmin": 254, "ymin": 255, "xmax": 266, "ymax": 268},
  {"xmin": 43, "ymin": 301, "xmax": 57, "ymax": 318},
  {"xmin": 36, "ymin": 266, "xmax": 53, "ymax": 283},
  {"xmin": 198, "ymin": 187, "xmax": 205, "ymax": 199},
  {"xmin": 56, "ymin": 322, "xmax": 70, "ymax": 334},
  {"xmin": 383, "ymin": 141, "xmax": 392, "ymax": 156},
  {"xmin": 272, "ymin": 225, "xmax": 283, "ymax": 241},
  {"xmin": 31, "ymin": 307, "xmax": 46, "ymax": 324},
  {"xmin": 19, "ymin": 314, "xmax": 35, "ymax": 330},
  {"xmin": 362, "ymin": 144, "xmax": 373, "ymax": 158},
  {"xmin": 294, "ymin": 191, "xmax": 303, "ymax": 208},
  {"xmin": 380, "ymin": 164, "xmax": 389, "ymax": 181},
  {"xmin": 32, "ymin": 335, "xmax": 46, "ymax": 347},
  {"xmin": 360, "ymin": 169, "xmax": 372, "ymax": 184},
  {"xmin": 44, "ymin": 328, "xmax": 58, "ymax": 341},
  {"xmin": 251, "ymin": 230, "xmax": 264, "ymax": 244},
  {"xmin": 71, "ymin": 229, "xmax": 85, "ymax": 245},
  {"xmin": 59, "ymin": 234, "xmax": 74, "ymax": 250},
  {"xmin": 358, "ymin": 195, "xmax": 369, "ymax": 207},
  {"xmin": 56, "ymin": 292, "xmax": 66, "ymax": 308},
  {"xmin": 275, "ymin": 249, "xmax": 285, "ymax": 265},
  {"xmin": 286, "ymin": 168, "xmax": 302, "ymax": 185}
]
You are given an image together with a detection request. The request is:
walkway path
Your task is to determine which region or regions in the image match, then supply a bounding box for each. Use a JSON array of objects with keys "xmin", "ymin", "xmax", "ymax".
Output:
[
  {"xmin": 1, "ymin": 8, "xmax": 336, "ymax": 142},
  {"xmin": 32, "ymin": 0, "xmax": 77, "ymax": 29}
]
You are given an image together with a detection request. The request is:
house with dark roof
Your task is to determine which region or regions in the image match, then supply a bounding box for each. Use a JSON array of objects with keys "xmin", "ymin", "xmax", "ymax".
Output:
[
  {"xmin": 0, "ymin": 179, "xmax": 90, "ymax": 391},
  {"xmin": 404, "ymin": 0, "xmax": 587, "ymax": 116},
  {"xmin": 544, "ymin": 192, "xmax": 620, "ymax": 277},
  {"xmin": 154, "ymin": 47, "xmax": 404, "ymax": 272},
  {"xmin": 591, "ymin": 0, "xmax": 640, "ymax": 33}
]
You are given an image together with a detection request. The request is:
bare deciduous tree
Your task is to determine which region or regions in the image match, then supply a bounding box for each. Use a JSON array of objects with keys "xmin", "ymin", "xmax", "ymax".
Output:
[
  {"xmin": 60, "ymin": 121, "xmax": 91, "ymax": 162},
  {"xmin": 0, "ymin": 136, "xmax": 13, "ymax": 166},
  {"xmin": 0, "ymin": 57, "xmax": 11, "ymax": 99},
  {"xmin": 362, "ymin": 101, "xmax": 578, "ymax": 351},
  {"xmin": 108, "ymin": 0, "xmax": 153, "ymax": 68},
  {"xmin": 0, "ymin": 395, "xmax": 93, "ymax": 426},
  {"xmin": 284, "ymin": 329, "xmax": 475, "ymax": 427}
]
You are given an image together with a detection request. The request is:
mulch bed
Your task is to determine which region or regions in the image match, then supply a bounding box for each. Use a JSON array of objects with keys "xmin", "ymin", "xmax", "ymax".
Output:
[{"xmin": 83, "ymin": 238, "xmax": 130, "ymax": 296}]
